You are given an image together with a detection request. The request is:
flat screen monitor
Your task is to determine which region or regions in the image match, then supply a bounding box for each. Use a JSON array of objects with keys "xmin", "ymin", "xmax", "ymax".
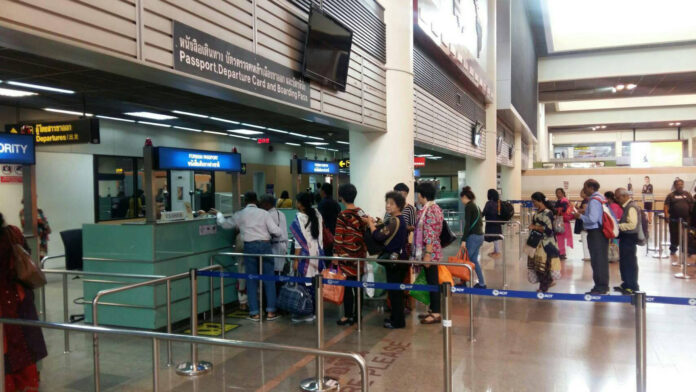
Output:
[
  {"xmin": 154, "ymin": 147, "xmax": 242, "ymax": 172},
  {"xmin": 0, "ymin": 133, "xmax": 35, "ymax": 165},
  {"xmin": 302, "ymin": 7, "xmax": 353, "ymax": 91}
]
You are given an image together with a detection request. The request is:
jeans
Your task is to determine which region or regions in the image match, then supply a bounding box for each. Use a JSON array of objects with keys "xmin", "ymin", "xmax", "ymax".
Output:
[
  {"xmin": 244, "ymin": 241, "xmax": 276, "ymax": 316},
  {"xmin": 466, "ymin": 234, "xmax": 486, "ymax": 286},
  {"xmin": 619, "ymin": 232, "xmax": 640, "ymax": 291},
  {"xmin": 587, "ymin": 229, "xmax": 610, "ymax": 292}
]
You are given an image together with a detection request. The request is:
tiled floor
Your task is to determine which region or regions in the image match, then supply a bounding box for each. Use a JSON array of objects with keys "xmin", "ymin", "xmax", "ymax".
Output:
[{"xmin": 34, "ymin": 228, "xmax": 696, "ymax": 391}]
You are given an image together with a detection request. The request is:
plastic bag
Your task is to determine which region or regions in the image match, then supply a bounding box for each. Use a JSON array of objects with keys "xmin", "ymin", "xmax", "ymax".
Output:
[
  {"xmin": 410, "ymin": 269, "xmax": 431, "ymax": 305},
  {"xmin": 362, "ymin": 262, "xmax": 375, "ymax": 298},
  {"xmin": 322, "ymin": 267, "xmax": 345, "ymax": 305}
]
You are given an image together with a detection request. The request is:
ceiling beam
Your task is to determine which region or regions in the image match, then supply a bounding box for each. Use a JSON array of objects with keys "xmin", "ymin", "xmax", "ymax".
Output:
[{"xmin": 546, "ymin": 105, "xmax": 696, "ymax": 127}]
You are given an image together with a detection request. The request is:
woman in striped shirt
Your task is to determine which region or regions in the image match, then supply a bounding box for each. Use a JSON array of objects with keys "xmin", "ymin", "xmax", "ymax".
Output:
[{"xmin": 333, "ymin": 184, "xmax": 367, "ymax": 326}]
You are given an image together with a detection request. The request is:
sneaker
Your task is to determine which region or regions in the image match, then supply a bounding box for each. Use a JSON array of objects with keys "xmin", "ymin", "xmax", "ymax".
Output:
[
  {"xmin": 291, "ymin": 314, "xmax": 316, "ymax": 323},
  {"xmin": 473, "ymin": 283, "xmax": 487, "ymax": 289}
]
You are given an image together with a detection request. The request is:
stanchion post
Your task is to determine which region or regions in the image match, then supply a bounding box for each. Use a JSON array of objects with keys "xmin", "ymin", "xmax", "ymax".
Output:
[
  {"xmin": 300, "ymin": 275, "xmax": 339, "ymax": 391},
  {"xmin": 441, "ymin": 282, "xmax": 453, "ymax": 392},
  {"xmin": 0, "ymin": 321, "xmax": 4, "ymax": 392},
  {"xmin": 258, "ymin": 256, "xmax": 264, "ymax": 325},
  {"xmin": 220, "ymin": 273, "xmax": 226, "ymax": 337},
  {"xmin": 62, "ymin": 273, "xmax": 70, "ymax": 353},
  {"xmin": 166, "ymin": 280, "xmax": 173, "ymax": 367},
  {"xmin": 675, "ymin": 221, "xmax": 692, "ymax": 279},
  {"xmin": 175, "ymin": 269, "xmax": 212, "ymax": 376},
  {"xmin": 672, "ymin": 218, "xmax": 683, "ymax": 266},
  {"xmin": 501, "ymin": 234, "xmax": 506, "ymax": 288},
  {"xmin": 356, "ymin": 261, "xmax": 362, "ymax": 333},
  {"xmin": 152, "ymin": 338, "xmax": 160, "ymax": 392},
  {"xmin": 634, "ymin": 292, "xmax": 647, "ymax": 392}
]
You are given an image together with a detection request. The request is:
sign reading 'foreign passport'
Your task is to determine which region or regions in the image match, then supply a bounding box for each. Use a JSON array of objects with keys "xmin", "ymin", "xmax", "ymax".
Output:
[
  {"xmin": 173, "ymin": 22, "xmax": 310, "ymax": 108},
  {"xmin": 154, "ymin": 147, "xmax": 242, "ymax": 172},
  {"xmin": 5, "ymin": 118, "xmax": 100, "ymax": 145}
]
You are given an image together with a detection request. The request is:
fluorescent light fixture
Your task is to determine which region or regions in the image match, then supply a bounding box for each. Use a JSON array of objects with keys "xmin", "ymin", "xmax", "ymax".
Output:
[
  {"xmin": 557, "ymin": 94, "xmax": 696, "ymax": 111},
  {"xmin": 210, "ymin": 116, "xmax": 239, "ymax": 124},
  {"xmin": 428, "ymin": 156, "xmax": 443, "ymax": 160},
  {"xmin": 611, "ymin": 87, "xmax": 617, "ymax": 93},
  {"xmin": 316, "ymin": 147, "xmax": 328, "ymax": 150},
  {"xmin": 138, "ymin": 121, "xmax": 171, "ymax": 128},
  {"xmin": 267, "ymin": 128, "xmax": 288, "ymax": 134},
  {"xmin": 203, "ymin": 130, "xmax": 227, "ymax": 136},
  {"xmin": 44, "ymin": 108, "xmax": 92, "ymax": 117},
  {"xmin": 601, "ymin": 125, "xmax": 607, "ymax": 129},
  {"xmin": 241, "ymin": 122, "xmax": 266, "ymax": 129},
  {"xmin": 285, "ymin": 142, "xmax": 301, "ymax": 146},
  {"xmin": 172, "ymin": 110, "xmax": 208, "ymax": 118},
  {"xmin": 289, "ymin": 132, "xmax": 308, "ymax": 138},
  {"xmin": 0, "ymin": 87, "xmax": 37, "ymax": 97},
  {"xmin": 307, "ymin": 136, "xmax": 324, "ymax": 140},
  {"xmin": 306, "ymin": 142, "xmax": 329, "ymax": 146},
  {"xmin": 626, "ymin": 83, "xmax": 637, "ymax": 90},
  {"xmin": 415, "ymin": 154, "xmax": 433, "ymax": 157},
  {"xmin": 669, "ymin": 122, "xmax": 674, "ymax": 126},
  {"xmin": 327, "ymin": 148, "xmax": 339, "ymax": 152},
  {"xmin": 228, "ymin": 129, "xmax": 264, "ymax": 136},
  {"xmin": 96, "ymin": 115, "xmax": 135, "ymax": 123},
  {"xmin": 173, "ymin": 126, "xmax": 202, "ymax": 132},
  {"xmin": 229, "ymin": 134, "xmax": 250, "ymax": 140},
  {"xmin": 336, "ymin": 141, "xmax": 350, "ymax": 145},
  {"xmin": 7, "ymin": 81, "xmax": 74, "ymax": 94},
  {"xmin": 676, "ymin": 122, "xmax": 682, "ymax": 126},
  {"xmin": 546, "ymin": 0, "xmax": 696, "ymax": 53},
  {"xmin": 125, "ymin": 112, "xmax": 177, "ymax": 120}
]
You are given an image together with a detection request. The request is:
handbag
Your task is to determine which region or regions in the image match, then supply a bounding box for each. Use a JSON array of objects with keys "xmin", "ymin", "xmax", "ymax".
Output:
[
  {"xmin": 447, "ymin": 249, "xmax": 476, "ymax": 281},
  {"xmin": 526, "ymin": 230, "xmax": 544, "ymax": 248},
  {"xmin": 608, "ymin": 242, "xmax": 620, "ymax": 262},
  {"xmin": 322, "ymin": 224, "xmax": 334, "ymax": 251},
  {"xmin": 321, "ymin": 266, "xmax": 345, "ymax": 305},
  {"xmin": 574, "ymin": 218, "xmax": 584, "ymax": 234},
  {"xmin": 438, "ymin": 264, "xmax": 454, "ymax": 286},
  {"xmin": 440, "ymin": 220, "xmax": 456, "ymax": 248},
  {"xmin": 12, "ymin": 240, "xmax": 47, "ymax": 289},
  {"xmin": 363, "ymin": 224, "xmax": 385, "ymax": 256},
  {"xmin": 410, "ymin": 269, "xmax": 430, "ymax": 305},
  {"xmin": 277, "ymin": 274, "xmax": 314, "ymax": 315},
  {"xmin": 553, "ymin": 215, "xmax": 565, "ymax": 234}
]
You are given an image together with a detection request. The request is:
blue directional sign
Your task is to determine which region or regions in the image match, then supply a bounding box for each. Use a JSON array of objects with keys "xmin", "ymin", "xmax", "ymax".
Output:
[
  {"xmin": 298, "ymin": 159, "xmax": 338, "ymax": 175},
  {"xmin": 0, "ymin": 134, "xmax": 35, "ymax": 165},
  {"xmin": 154, "ymin": 147, "xmax": 241, "ymax": 172}
]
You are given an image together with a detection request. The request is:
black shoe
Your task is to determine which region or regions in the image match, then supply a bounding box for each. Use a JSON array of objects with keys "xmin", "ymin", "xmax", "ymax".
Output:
[
  {"xmin": 585, "ymin": 289, "xmax": 608, "ymax": 295},
  {"xmin": 473, "ymin": 283, "xmax": 487, "ymax": 289},
  {"xmin": 383, "ymin": 320, "xmax": 404, "ymax": 329},
  {"xmin": 337, "ymin": 317, "xmax": 355, "ymax": 326},
  {"xmin": 613, "ymin": 286, "xmax": 625, "ymax": 294}
]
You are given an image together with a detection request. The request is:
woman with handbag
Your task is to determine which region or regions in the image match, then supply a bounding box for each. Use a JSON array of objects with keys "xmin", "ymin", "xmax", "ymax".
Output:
[
  {"xmin": 483, "ymin": 189, "xmax": 503, "ymax": 258},
  {"xmin": 1, "ymin": 212, "xmax": 48, "ymax": 391},
  {"xmin": 554, "ymin": 188, "xmax": 574, "ymax": 260},
  {"xmin": 363, "ymin": 191, "xmax": 409, "ymax": 329},
  {"xmin": 289, "ymin": 192, "xmax": 325, "ymax": 323},
  {"xmin": 528, "ymin": 193, "xmax": 562, "ymax": 292},
  {"xmin": 413, "ymin": 182, "xmax": 444, "ymax": 325},
  {"xmin": 459, "ymin": 186, "xmax": 487, "ymax": 289}
]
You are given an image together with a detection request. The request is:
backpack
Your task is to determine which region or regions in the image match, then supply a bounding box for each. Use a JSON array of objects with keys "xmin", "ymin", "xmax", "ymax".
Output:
[
  {"xmin": 592, "ymin": 196, "xmax": 619, "ymax": 239},
  {"xmin": 499, "ymin": 200, "xmax": 515, "ymax": 221}
]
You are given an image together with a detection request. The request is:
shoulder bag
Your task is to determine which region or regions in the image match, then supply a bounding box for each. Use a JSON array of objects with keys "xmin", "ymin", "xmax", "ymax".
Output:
[{"xmin": 9, "ymin": 228, "xmax": 47, "ymax": 289}]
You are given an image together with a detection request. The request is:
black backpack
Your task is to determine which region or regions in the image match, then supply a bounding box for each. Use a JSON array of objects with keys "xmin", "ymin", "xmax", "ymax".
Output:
[{"xmin": 499, "ymin": 200, "xmax": 515, "ymax": 221}]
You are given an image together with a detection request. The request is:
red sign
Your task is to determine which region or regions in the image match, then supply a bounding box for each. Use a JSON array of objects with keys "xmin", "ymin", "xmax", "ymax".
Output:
[
  {"xmin": 0, "ymin": 164, "xmax": 22, "ymax": 184},
  {"xmin": 414, "ymin": 157, "xmax": 426, "ymax": 167},
  {"xmin": 257, "ymin": 138, "xmax": 270, "ymax": 144},
  {"xmin": 1, "ymin": 176, "xmax": 22, "ymax": 183}
]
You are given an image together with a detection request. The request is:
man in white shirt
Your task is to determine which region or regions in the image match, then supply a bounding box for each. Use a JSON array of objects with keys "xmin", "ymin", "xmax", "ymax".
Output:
[
  {"xmin": 213, "ymin": 192, "xmax": 284, "ymax": 322},
  {"xmin": 260, "ymin": 194, "xmax": 288, "ymax": 274}
]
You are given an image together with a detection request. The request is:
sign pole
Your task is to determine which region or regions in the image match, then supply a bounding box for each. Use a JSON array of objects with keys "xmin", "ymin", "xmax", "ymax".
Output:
[{"xmin": 143, "ymin": 145, "xmax": 157, "ymax": 223}]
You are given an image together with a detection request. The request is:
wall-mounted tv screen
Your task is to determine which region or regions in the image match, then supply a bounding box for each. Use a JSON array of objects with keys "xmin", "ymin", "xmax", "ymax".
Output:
[{"xmin": 302, "ymin": 7, "xmax": 353, "ymax": 91}]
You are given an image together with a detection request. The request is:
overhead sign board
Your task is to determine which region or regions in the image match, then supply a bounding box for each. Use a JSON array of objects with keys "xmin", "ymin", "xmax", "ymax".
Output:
[
  {"xmin": 414, "ymin": 157, "xmax": 426, "ymax": 168},
  {"xmin": 154, "ymin": 147, "xmax": 242, "ymax": 172},
  {"xmin": 338, "ymin": 159, "xmax": 350, "ymax": 168},
  {"xmin": 297, "ymin": 159, "xmax": 338, "ymax": 175},
  {"xmin": 173, "ymin": 22, "xmax": 310, "ymax": 108},
  {"xmin": 0, "ymin": 133, "xmax": 35, "ymax": 165},
  {"xmin": 5, "ymin": 118, "xmax": 100, "ymax": 145}
]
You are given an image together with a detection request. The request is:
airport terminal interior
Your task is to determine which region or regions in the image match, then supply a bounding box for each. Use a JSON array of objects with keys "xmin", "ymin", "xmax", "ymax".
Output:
[{"xmin": 1, "ymin": 0, "xmax": 696, "ymax": 391}]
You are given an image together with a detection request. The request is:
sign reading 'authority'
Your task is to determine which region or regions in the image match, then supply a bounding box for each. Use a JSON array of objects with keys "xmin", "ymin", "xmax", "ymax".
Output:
[
  {"xmin": 173, "ymin": 22, "xmax": 310, "ymax": 108},
  {"xmin": 0, "ymin": 134, "xmax": 35, "ymax": 165}
]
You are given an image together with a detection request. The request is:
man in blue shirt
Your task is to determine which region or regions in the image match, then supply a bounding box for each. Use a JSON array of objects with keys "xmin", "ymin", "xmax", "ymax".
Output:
[{"xmin": 574, "ymin": 179, "xmax": 610, "ymax": 294}]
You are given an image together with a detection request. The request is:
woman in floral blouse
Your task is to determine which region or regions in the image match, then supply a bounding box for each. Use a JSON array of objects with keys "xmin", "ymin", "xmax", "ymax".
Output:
[{"xmin": 414, "ymin": 182, "xmax": 444, "ymax": 325}]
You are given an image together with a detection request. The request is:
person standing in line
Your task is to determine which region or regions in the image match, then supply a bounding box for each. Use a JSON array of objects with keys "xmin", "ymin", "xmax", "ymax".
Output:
[
  {"xmin": 364, "ymin": 192, "xmax": 410, "ymax": 329},
  {"xmin": 276, "ymin": 190, "xmax": 293, "ymax": 209},
  {"xmin": 576, "ymin": 190, "xmax": 591, "ymax": 262},
  {"xmin": 333, "ymin": 184, "xmax": 367, "ymax": 326},
  {"xmin": 413, "ymin": 182, "xmax": 444, "ymax": 325},
  {"xmin": 528, "ymin": 192, "xmax": 561, "ymax": 292},
  {"xmin": 483, "ymin": 189, "xmax": 503, "ymax": 258},
  {"xmin": 213, "ymin": 192, "xmax": 284, "ymax": 321},
  {"xmin": 1, "ymin": 212, "xmax": 47, "ymax": 391},
  {"xmin": 604, "ymin": 191, "xmax": 624, "ymax": 220},
  {"xmin": 664, "ymin": 179, "xmax": 694, "ymax": 259},
  {"xmin": 290, "ymin": 192, "xmax": 325, "ymax": 323},
  {"xmin": 459, "ymin": 186, "xmax": 486, "ymax": 289},
  {"xmin": 573, "ymin": 179, "xmax": 610, "ymax": 294},
  {"xmin": 554, "ymin": 188, "xmax": 574, "ymax": 260},
  {"xmin": 614, "ymin": 188, "xmax": 641, "ymax": 295},
  {"xmin": 318, "ymin": 183, "xmax": 341, "ymax": 256},
  {"xmin": 260, "ymin": 194, "xmax": 288, "ymax": 280},
  {"xmin": 642, "ymin": 176, "xmax": 654, "ymax": 224}
]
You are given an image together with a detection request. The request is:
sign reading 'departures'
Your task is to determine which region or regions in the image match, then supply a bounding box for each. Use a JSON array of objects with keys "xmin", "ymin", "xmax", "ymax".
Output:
[
  {"xmin": 0, "ymin": 133, "xmax": 35, "ymax": 165},
  {"xmin": 173, "ymin": 22, "xmax": 310, "ymax": 108},
  {"xmin": 297, "ymin": 159, "xmax": 338, "ymax": 175},
  {"xmin": 5, "ymin": 118, "xmax": 100, "ymax": 145},
  {"xmin": 154, "ymin": 147, "xmax": 242, "ymax": 172}
]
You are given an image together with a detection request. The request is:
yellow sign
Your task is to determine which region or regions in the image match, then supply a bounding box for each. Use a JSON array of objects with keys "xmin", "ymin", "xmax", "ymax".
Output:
[
  {"xmin": 184, "ymin": 322, "xmax": 239, "ymax": 336},
  {"xmin": 338, "ymin": 159, "xmax": 350, "ymax": 168}
]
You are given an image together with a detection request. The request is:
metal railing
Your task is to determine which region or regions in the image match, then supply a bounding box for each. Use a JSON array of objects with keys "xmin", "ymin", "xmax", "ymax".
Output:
[{"xmin": 0, "ymin": 318, "xmax": 368, "ymax": 392}]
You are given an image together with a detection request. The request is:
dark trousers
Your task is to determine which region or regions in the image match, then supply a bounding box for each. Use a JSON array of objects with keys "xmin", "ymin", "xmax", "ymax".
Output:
[
  {"xmin": 343, "ymin": 275, "xmax": 357, "ymax": 319},
  {"xmin": 425, "ymin": 265, "xmax": 441, "ymax": 313},
  {"xmin": 386, "ymin": 264, "xmax": 409, "ymax": 327},
  {"xmin": 669, "ymin": 219, "xmax": 684, "ymax": 254},
  {"xmin": 587, "ymin": 229, "xmax": 610, "ymax": 292},
  {"xmin": 619, "ymin": 232, "xmax": 640, "ymax": 291}
]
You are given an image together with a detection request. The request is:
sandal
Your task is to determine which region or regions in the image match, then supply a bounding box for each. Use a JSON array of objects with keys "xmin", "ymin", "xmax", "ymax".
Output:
[
  {"xmin": 420, "ymin": 314, "xmax": 442, "ymax": 324},
  {"xmin": 418, "ymin": 311, "xmax": 432, "ymax": 320},
  {"xmin": 266, "ymin": 313, "xmax": 279, "ymax": 321},
  {"xmin": 246, "ymin": 314, "xmax": 261, "ymax": 322}
]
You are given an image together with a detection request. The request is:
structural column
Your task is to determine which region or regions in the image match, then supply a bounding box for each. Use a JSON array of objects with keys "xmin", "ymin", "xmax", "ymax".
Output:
[
  {"xmin": 466, "ymin": 0, "xmax": 498, "ymax": 199},
  {"xmin": 350, "ymin": 1, "xmax": 414, "ymax": 216},
  {"xmin": 501, "ymin": 131, "xmax": 522, "ymax": 200}
]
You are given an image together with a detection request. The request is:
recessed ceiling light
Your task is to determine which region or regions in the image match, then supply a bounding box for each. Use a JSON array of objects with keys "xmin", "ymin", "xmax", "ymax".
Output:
[
  {"xmin": 601, "ymin": 125, "xmax": 607, "ymax": 129},
  {"xmin": 289, "ymin": 132, "xmax": 308, "ymax": 138},
  {"xmin": 0, "ymin": 87, "xmax": 37, "ymax": 97},
  {"xmin": 229, "ymin": 134, "xmax": 250, "ymax": 140},
  {"xmin": 307, "ymin": 136, "xmax": 324, "ymax": 140},
  {"xmin": 203, "ymin": 130, "xmax": 227, "ymax": 136},
  {"xmin": 125, "ymin": 112, "xmax": 177, "ymax": 120},
  {"xmin": 306, "ymin": 142, "xmax": 329, "ymax": 146},
  {"xmin": 611, "ymin": 87, "xmax": 617, "ymax": 93},
  {"xmin": 669, "ymin": 122, "xmax": 675, "ymax": 126},
  {"xmin": 7, "ymin": 81, "xmax": 74, "ymax": 94},
  {"xmin": 173, "ymin": 126, "xmax": 202, "ymax": 132},
  {"xmin": 285, "ymin": 142, "xmax": 301, "ymax": 146},
  {"xmin": 96, "ymin": 115, "xmax": 135, "ymax": 123},
  {"xmin": 267, "ymin": 128, "xmax": 289, "ymax": 134},
  {"xmin": 336, "ymin": 141, "xmax": 350, "ymax": 145},
  {"xmin": 229, "ymin": 129, "xmax": 264, "ymax": 135},
  {"xmin": 241, "ymin": 122, "xmax": 266, "ymax": 129},
  {"xmin": 44, "ymin": 108, "xmax": 92, "ymax": 116},
  {"xmin": 172, "ymin": 110, "xmax": 208, "ymax": 118},
  {"xmin": 210, "ymin": 116, "xmax": 239, "ymax": 124},
  {"xmin": 138, "ymin": 121, "xmax": 171, "ymax": 128},
  {"xmin": 675, "ymin": 122, "xmax": 681, "ymax": 126},
  {"xmin": 615, "ymin": 84, "xmax": 625, "ymax": 91},
  {"xmin": 626, "ymin": 83, "xmax": 637, "ymax": 90}
]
